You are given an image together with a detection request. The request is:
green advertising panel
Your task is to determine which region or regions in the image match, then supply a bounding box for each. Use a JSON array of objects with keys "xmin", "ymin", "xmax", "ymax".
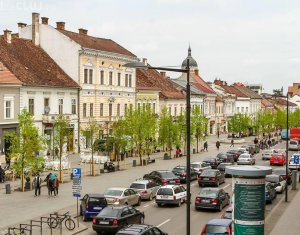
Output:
[
  {"xmin": 234, "ymin": 183, "xmax": 265, "ymax": 221},
  {"xmin": 234, "ymin": 224, "xmax": 264, "ymax": 235}
]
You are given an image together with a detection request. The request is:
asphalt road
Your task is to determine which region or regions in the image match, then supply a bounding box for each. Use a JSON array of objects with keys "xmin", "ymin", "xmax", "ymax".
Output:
[{"xmin": 81, "ymin": 139, "xmax": 293, "ymax": 235}]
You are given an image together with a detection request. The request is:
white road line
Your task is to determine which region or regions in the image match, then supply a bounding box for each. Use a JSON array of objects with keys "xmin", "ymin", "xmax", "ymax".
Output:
[
  {"xmin": 143, "ymin": 204, "xmax": 149, "ymax": 208},
  {"xmin": 223, "ymin": 184, "xmax": 231, "ymax": 189},
  {"xmin": 157, "ymin": 219, "xmax": 171, "ymax": 228}
]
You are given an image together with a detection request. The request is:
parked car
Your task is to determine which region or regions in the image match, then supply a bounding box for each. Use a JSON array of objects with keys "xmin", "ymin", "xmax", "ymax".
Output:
[
  {"xmin": 198, "ymin": 169, "xmax": 225, "ymax": 187},
  {"xmin": 273, "ymin": 168, "xmax": 292, "ymax": 185},
  {"xmin": 265, "ymin": 182, "xmax": 277, "ymax": 204},
  {"xmin": 129, "ymin": 180, "xmax": 160, "ymax": 201},
  {"xmin": 203, "ymin": 157, "xmax": 221, "ymax": 169},
  {"xmin": 237, "ymin": 153, "xmax": 255, "ymax": 165},
  {"xmin": 221, "ymin": 206, "xmax": 232, "ymax": 219},
  {"xmin": 195, "ymin": 188, "xmax": 230, "ymax": 211},
  {"xmin": 226, "ymin": 149, "xmax": 242, "ymax": 162},
  {"xmin": 217, "ymin": 162, "xmax": 234, "ymax": 177},
  {"xmin": 190, "ymin": 161, "xmax": 211, "ymax": 174},
  {"xmin": 92, "ymin": 206, "xmax": 144, "ymax": 234},
  {"xmin": 248, "ymin": 144, "xmax": 260, "ymax": 154},
  {"xmin": 237, "ymin": 147, "xmax": 249, "ymax": 155},
  {"xmin": 216, "ymin": 152, "xmax": 234, "ymax": 163},
  {"xmin": 80, "ymin": 193, "xmax": 107, "ymax": 221},
  {"xmin": 155, "ymin": 185, "xmax": 187, "ymax": 207},
  {"xmin": 172, "ymin": 166, "xmax": 198, "ymax": 183},
  {"xmin": 270, "ymin": 153, "xmax": 286, "ymax": 166},
  {"xmin": 288, "ymin": 154, "xmax": 300, "ymax": 171},
  {"xmin": 201, "ymin": 219, "xmax": 232, "ymax": 235},
  {"xmin": 143, "ymin": 170, "xmax": 180, "ymax": 185},
  {"xmin": 289, "ymin": 139, "xmax": 300, "ymax": 151},
  {"xmin": 265, "ymin": 175, "xmax": 287, "ymax": 193},
  {"xmin": 116, "ymin": 224, "xmax": 168, "ymax": 235},
  {"xmin": 104, "ymin": 188, "xmax": 141, "ymax": 206}
]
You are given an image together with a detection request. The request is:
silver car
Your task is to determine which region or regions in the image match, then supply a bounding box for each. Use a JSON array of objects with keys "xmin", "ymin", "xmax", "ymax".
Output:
[
  {"xmin": 190, "ymin": 162, "xmax": 211, "ymax": 174},
  {"xmin": 237, "ymin": 153, "xmax": 255, "ymax": 165},
  {"xmin": 130, "ymin": 180, "xmax": 161, "ymax": 200},
  {"xmin": 104, "ymin": 187, "xmax": 141, "ymax": 206}
]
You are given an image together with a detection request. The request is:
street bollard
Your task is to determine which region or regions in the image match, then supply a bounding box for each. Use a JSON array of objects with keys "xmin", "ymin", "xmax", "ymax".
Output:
[
  {"xmin": 298, "ymin": 171, "xmax": 300, "ymax": 183},
  {"xmin": 5, "ymin": 184, "xmax": 11, "ymax": 194},
  {"xmin": 133, "ymin": 160, "xmax": 136, "ymax": 167},
  {"xmin": 292, "ymin": 170, "xmax": 297, "ymax": 190}
]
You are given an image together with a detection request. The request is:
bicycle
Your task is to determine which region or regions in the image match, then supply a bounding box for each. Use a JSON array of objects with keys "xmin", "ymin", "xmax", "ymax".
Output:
[
  {"xmin": 47, "ymin": 211, "xmax": 75, "ymax": 231},
  {"xmin": 6, "ymin": 227, "xmax": 28, "ymax": 235}
]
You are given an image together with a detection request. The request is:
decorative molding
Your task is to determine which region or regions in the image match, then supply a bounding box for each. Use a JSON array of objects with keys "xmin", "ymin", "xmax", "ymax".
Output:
[
  {"xmin": 27, "ymin": 91, "xmax": 36, "ymax": 94},
  {"xmin": 43, "ymin": 92, "xmax": 51, "ymax": 95}
]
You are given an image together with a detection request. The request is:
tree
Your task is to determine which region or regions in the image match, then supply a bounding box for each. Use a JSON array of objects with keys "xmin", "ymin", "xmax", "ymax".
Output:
[
  {"xmin": 228, "ymin": 113, "xmax": 250, "ymax": 136},
  {"xmin": 53, "ymin": 115, "xmax": 69, "ymax": 182},
  {"xmin": 9, "ymin": 109, "xmax": 44, "ymax": 191},
  {"xmin": 81, "ymin": 117, "xmax": 99, "ymax": 176},
  {"xmin": 191, "ymin": 106, "xmax": 207, "ymax": 153}
]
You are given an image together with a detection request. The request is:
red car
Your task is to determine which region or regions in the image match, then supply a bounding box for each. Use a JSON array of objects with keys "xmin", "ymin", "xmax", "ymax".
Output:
[{"xmin": 270, "ymin": 153, "xmax": 286, "ymax": 166}]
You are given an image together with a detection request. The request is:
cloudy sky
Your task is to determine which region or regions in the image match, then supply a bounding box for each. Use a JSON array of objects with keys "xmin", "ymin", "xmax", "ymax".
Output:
[{"xmin": 1, "ymin": 0, "xmax": 300, "ymax": 93}]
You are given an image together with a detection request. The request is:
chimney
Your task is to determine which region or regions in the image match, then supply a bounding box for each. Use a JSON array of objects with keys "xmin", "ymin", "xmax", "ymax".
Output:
[
  {"xmin": 194, "ymin": 69, "xmax": 199, "ymax": 76},
  {"xmin": 78, "ymin": 28, "xmax": 88, "ymax": 35},
  {"xmin": 41, "ymin": 17, "xmax": 49, "ymax": 25},
  {"xmin": 160, "ymin": 72, "xmax": 166, "ymax": 78},
  {"xmin": 3, "ymin": 30, "xmax": 12, "ymax": 43},
  {"xmin": 17, "ymin": 22, "xmax": 27, "ymax": 28},
  {"xmin": 56, "ymin": 22, "xmax": 65, "ymax": 30},
  {"xmin": 142, "ymin": 58, "xmax": 147, "ymax": 65},
  {"xmin": 32, "ymin": 12, "xmax": 40, "ymax": 46}
]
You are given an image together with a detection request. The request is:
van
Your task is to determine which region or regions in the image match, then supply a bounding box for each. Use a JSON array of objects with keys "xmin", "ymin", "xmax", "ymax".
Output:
[
  {"xmin": 288, "ymin": 140, "xmax": 300, "ymax": 151},
  {"xmin": 155, "ymin": 185, "xmax": 187, "ymax": 207}
]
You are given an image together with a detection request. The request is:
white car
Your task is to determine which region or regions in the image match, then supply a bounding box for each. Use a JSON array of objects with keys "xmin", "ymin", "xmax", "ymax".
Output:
[
  {"xmin": 190, "ymin": 162, "xmax": 211, "ymax": 174},
  {"xmin": 261, "ymin": 149, "xmax": 284, "ymax": 160},
  {"xmin": 155, "ymin": 185, "xmax": 187, "ymax": 207},
  {"xmin": 288, "ymin": 154, "xmax": 300, "ymax": 170},
  {"xmin": 265, "ymin": 174, "xmax": 287, "ymax": 193},
  {"xmin": 289, "ymin": 140, "xmax": 300, "ymax": 151},
  {"xmin": 237, "ymin": 153, "xmax": 255, "ymax": 165}
]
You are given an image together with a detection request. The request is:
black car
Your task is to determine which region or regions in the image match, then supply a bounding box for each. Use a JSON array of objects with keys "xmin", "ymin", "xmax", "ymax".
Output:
[
  {"xmin": 143, "ymin": 170, "xmax": 180, "ymax": 185},
  {"xmin": 265, "ymin": 182, "xmax": 277, "ymax": 204},
  {"xmin": 198, "ymin": 169, "xmax": 225, "ymax": 187},
  {"xmin": 80, "ymin": 193, "xmax": 107, "ymax": 221},
  {"xmin": 217, "ymin": 163, "xmax": 234, "ymax": 177},
  {"xmin": 195, "ymin": 188, "xmax": 230, "ymax": 211},
  {"xmin": 203, "ymin": 157, "xmax": 221, "ymax": 169},
  {"xmin": 172, "ymin": 166, "xmax": 197, "ymax": 183},
  {"xmin": 92, "ymin": 206, "xmax": 145, "ymax": 234},
  {"xmin": 116, "ymin": 224, "xmax": 168, "ymax": 235},
  {"xmin": 216, "ymin": 152, "xmax": 234, "ymax": 163},
  {"xmin": 226, "ymin": 149, "xmax": 241, "ymax": 162}
]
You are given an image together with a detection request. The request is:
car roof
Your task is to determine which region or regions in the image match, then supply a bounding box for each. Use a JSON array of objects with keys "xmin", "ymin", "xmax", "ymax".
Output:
[
  {"xmin": 159, "ymin": 184, "xmax": 181, "ymax": 189},
  {"xmin": 207, "ymin": 219, "xmax": 232, "ymax": 226},
  {"xmin": 191, "ymin": 161, "xmax": 205, "ymax": 164},
  {"xmin": 117, "ymin": 224, "xmax": 154, "ymax": 234},
  {"xmin": 131, "ymin": 180, "xmax": 151, "ymax": 184},
  {"xmin": 106, "ymin": 187, "xmax": 129, "ymax": 191},
  {"xmin": 85, "ymin": 193, "xmax": 105, "ymax": 198},
  {"xmin": 200, "ymin": 187, "xmax": 220, "ymax": 192},
  {"xmin": 156, "ymin": 170, "xmax": 172, "ymax": 172}
]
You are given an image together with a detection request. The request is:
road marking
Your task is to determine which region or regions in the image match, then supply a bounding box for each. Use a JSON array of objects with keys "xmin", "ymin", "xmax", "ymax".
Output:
[
  {"xmin": 223, "ymin": 184, "xmax": 231, "ymax": 189},
  {"xmin": 143, "ymin": 204, "xmax": 149, "ymax": 208},
  {"xmin": 157, "ymin": 219, "xmax": 171, "ymax": 228}
]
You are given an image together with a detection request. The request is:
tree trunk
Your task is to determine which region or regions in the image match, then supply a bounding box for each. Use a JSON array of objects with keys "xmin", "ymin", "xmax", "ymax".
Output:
[
  {"xmin": 196, "ymin": 136, "xmax": 199, "ymax": 153},
  {"xmin": 91, "ymin": 142, "xmax": 94, "ymax": 176},
  {"xmin": 59, "ymin": 144, "xmax": 62, "ymax": 183},
  {"xmin": 21, "ymin": 169, "xmax": 24, "ymax": 192}
]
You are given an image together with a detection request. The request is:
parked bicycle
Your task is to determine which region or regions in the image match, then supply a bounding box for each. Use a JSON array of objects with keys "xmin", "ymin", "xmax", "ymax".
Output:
[
  {"xmin": 6, "ymin": 227, "xmax": 28, "ymax": 235},
  {"xmin": 47, "ymin": 211, "xmax": 75, "ymax": 231}
]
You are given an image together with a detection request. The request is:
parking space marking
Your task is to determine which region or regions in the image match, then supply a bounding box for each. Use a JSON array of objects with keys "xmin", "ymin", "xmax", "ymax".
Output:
[
  {"xmin": 223, "ymin": 184, "xmax": 231, "ymax": 189},
  {"xmin": 157, "ymin": 219, "xmax": 171, "ymax": 228}
]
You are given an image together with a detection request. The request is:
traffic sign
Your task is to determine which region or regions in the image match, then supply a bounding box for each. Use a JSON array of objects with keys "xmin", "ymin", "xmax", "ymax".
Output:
[
  {"xmin": 72, "ymin": 167, "xmax": 82, "ymax": 197},
  {"xmin": 73, "ymin": 168, "xmax": 81, "ymax": 178},
  {"xmin": 294, "ymin": 155, "xmax": 300, "ymax": 164}
]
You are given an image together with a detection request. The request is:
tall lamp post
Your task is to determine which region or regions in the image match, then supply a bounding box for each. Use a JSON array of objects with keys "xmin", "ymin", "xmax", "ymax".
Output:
[
  {"xmin": 285, "ymin": 93, "xmax": 289, "ymax": 202},
  {"xmin": 124, "ymin": 57, "xmax": 191, "ymax": 235}
]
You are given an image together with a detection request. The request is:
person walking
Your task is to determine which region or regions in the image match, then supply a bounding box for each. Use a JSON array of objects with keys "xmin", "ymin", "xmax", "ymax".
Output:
[
  {"xmin": 53, "ymin": 174, "xmax": 59, "ymax": 196},
  {"xmin": 33, "ymin": 174, "xmax": 42, "ymax": 196},
  {"xmin": 216, "ymin": 141, "xmax": 220, "ymax": 150},
  {"xmin": 203, "ymin": 141, "xmax": 208, "ymax": 152},
  {"xmin": 230, "ymin": 139, "xmax": 234, "ymax": 147},
  {"xmin": 45, "ymin": 173, "xmax": 53, "ymax": 196}
]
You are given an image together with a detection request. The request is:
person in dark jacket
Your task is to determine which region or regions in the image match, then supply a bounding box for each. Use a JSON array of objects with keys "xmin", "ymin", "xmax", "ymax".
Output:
[
  {"xmin": 216, "ymin": 141, "xmax": 220, "ymax": 150},
  {"xmin": 204, "ymin": 141, "xmax": 208, "ymax": 151}
]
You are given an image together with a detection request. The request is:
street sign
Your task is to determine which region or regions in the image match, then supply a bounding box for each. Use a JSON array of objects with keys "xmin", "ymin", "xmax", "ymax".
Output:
[
  {"xmin": 72, "ymin": 168, "xmax": 82, "ymax": 198},
  {"xmin": 294, "ymin": 155, "xmax": 300, "ymax": 164}
]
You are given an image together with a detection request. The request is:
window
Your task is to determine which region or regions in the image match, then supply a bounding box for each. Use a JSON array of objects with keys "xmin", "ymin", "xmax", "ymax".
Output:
[
  {"xmin": 124, "ymin": 104, "xmax": 127, "ymax": 114},
  {"xmin": 100, "ymin": 70, "xmax": 104, "ymax": 85},
  {"xmin": 125, "ymin": 74, "xmax": 128, "ymax": 87},
  {"xmin": 109, "ymin": 71, "xmax": 113, "ymax": 85},
  {"xmin": 84, "ymin": 68, "xmax": 93, "ymax": 84},
  {"xmin": 181, "ymin": 107, "xmax": 184, "ymax": 114},
  {"xmin": 44, "ymin": 98, "xmax": 49, "ymax": 114},
  {"xmin": 129, "ymin": 74, "xmax": 132, "ymax": 87},
  {"xmin": 5, "ymin": 101, "xmax": 11, "ymax": 119},
  {"xmin": 117, "ymin": 72, "xmax": 121, "ymax": 86},
  {"xmin": 246, "ymin": 107, "xmax": 248, "ymax": 113},
  {"xmin": 89, "ymin": 69, "xmax": 93, "ymax": 84},
  {"xmin": 100, "ymin": 103, "xmax": 104, "ymax": 117},
  {"xmin": 90, "ymin": 103, "xmax": 93, "ymax": 117},
  {"xmin": 58, "ymin": 99, "xmax": 63, "ymax": 114},
  {"xmin": 153, "ymin": 103, "xmax": 156, "ymax": 113},
  {"xmin": 84, "ymin": 68, "xmax": 88, "ymax": 83},
  {"xmin": 237, "ymin": 107, "xmax": 240, "ymax": 113},
  {"xmin": 137, "ymin": 103, "xmax": 141, "ymax": 111},
  {"xmin": 241, "ymin": 107, "xmax": 244, "ymax": 113},
  {"xmin": 169, "ymin": 107, "xmax": 171, "ymax": 115},
  {"xmin": 117, "ymin": 104, "xmax": 120, "ymax": 116},
  {"xmin": 71, "ymin": 99, "xmax": 76, "ymax": 114},
  {"xmin": 29, "ymin": 98, "xmax": 34, "ymax": 115},
  {"xmin": 109, "ymin": 103, "xmax": 112, "ymax": 116},
  {"xmin": 174, "ymin": 107, "xmax": 177, "ymax": 116},
  {"xmin": 83, "ymin": 103, "xmax": 87, "ymax": 117}
]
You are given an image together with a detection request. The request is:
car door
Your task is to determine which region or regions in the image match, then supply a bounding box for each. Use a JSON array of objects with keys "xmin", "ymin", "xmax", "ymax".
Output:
[
  {"xmin": 180, "ymin": 186, "xmax": 187, "ymax": 201},
  {"xmin": 279, "ymin": 176, "xmax": 286, "ymax": 190},
  {"xmin": 123, "ymin": 189, "xmax": 130, "ymax": 205},
  {"xmin": 129, "ymin": 189, "xmax": 138, "ymax": 205},
  {"xmin": 219, "ymin": 189, "xmax": 226, "ymax": 207},
  {"xmin": 120, "ymin": 207, "xmax": 132, "ymax": 226},
  {"xmin": 128, "ymin": 206, "xmax": 141, "ymax": 224},
  {"xmin": 81, "ymin": 194, "xmax": 88, "ymax": 212}
]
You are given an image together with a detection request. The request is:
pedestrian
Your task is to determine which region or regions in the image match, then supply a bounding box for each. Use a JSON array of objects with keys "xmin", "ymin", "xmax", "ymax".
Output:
[
  {"xmin": 45, "ymin": 173, "xmax": 53, "ymax": 196},
  {"xmin": 53, "ymin": 174, "xmax": 59, "ymax": 196},
  {"xmin": 217, "ymin": 131, "xmax": 220, "ymax": 139},
  {"xmin": 268, "ymin": 139, "xmax": 272, "ymax": 148},
  {"xmin": 203, "ymin": 141, "xmax": 208, "ymax": 151},
  {"xmin": 216, "ymin": 141, "xmax": 220, "ymax": 150},
  {"xmin": 33, "ymin": 174, "xmax": 42, "ymax": 196},
  {"xmin": 175, "ymin": 148, "xmax": 180, "ymax": 158},
  {"xmin": 230, "ymin": 139, "xmax": 234, "ymax": 147},
  {"xmin": 55, "ymin": 147, "xmax": 59, "ymax": 158}
]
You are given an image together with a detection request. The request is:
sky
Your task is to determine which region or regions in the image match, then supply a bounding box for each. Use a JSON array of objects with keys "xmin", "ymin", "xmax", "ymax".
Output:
[{"xmin": 1, "ymin": 0, "xmax": 300, "ymax": 93}]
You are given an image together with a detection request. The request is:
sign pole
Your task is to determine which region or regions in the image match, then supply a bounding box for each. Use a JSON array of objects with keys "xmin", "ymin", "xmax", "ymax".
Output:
[
  {"xmin": 72, "ymin": 167, "xmax": 82, "ymax": 228},
  {"xmin": 77, "ymin": 197, "xmax": 79, "ymax": 228}
]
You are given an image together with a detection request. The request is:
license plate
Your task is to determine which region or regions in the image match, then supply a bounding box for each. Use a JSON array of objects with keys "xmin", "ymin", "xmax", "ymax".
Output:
[
  {"xmin": 93, "ymin": 207, "xmax": 102, "ymax": 210},
  {"xmin": 169, "ymin": 180, "xmax": 175, "ymax": 183},
  {"xmin": 202, "ymin": 199, "xmax": 209, "ymax": 203},
  {"xmin": 162, "ymin": 195, "xmax": 169, "ymax": 199},
  {"xmin": 204, "ymin": 178, "xmax": 209, "ymax": 180},
  {"xmin": 99, "ymin": 221, "xmax": 109, "ymax": 225}
]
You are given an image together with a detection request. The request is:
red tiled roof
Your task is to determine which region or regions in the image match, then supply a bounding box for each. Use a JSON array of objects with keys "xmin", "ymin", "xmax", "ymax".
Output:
[
  {"xmin": 269, "ymin": 98, "xmax": 297, "ymax": 107},
  {"xmin": 0, "ymin": 61, "xmax": 22, "ymax": 84},
  {"xmin": 136, "ymin": 68, "xmax": 185, "ymax": 99},
  {"xmin": 261, "ymin": 98, "xmax": 274, "ymax": 108},
  {"xmin": 191, "ymin": 82, "xmax": 214, "ymax": 94},
  {"xmin": 288, "ymin": 86, "xmax": 293, "ymax": 94},
  {"xmin": 0, "ymin": 37, "xmax": 79, "ymax": 88},
  {"xmin": 191, "ymin": 73, "xmax": 215, "ymax": 94},
  {"xmin": 233, "ymin": 84, "xmax": 262, "ymax": 99},
  {"xmin": 58, "ymin": 29, "xmax": 136, "ymax": 57},
  {"xmin": 222, "ymin": 85, "xmax": 247, "ymax": 98}
]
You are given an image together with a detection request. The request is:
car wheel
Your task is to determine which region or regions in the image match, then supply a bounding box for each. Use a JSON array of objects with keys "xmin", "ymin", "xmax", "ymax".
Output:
[
  {"xmin": 157, "ymin": 203, "xmax": 162, "ymax": 207},
  {"xmin": 79, "ymin": 206, "xmax": 82, "ymax": 216},
  {"xmin": 149, "ymin": 193, "xmax": 153, "ymax": 201},
  {"xmin": 218, "ymin": 203, "xmax": 223, "ymax": 212},
  {"xmin": 198, "ymin": 183, "xmax": 203, "ymax": 187},
  {"xmin": 137, "ymin": 197, "xmax": 141, "ymax": 206},
  {"xmin": 177, "ymin": 199, "xmax": 181, "ymax": 207},
  {"xmin": 83, "ymin": 213, "xmax": 87, "ymax": 222}
]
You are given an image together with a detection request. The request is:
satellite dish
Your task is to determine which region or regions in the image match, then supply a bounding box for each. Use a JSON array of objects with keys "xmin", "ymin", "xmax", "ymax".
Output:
[{"xmin": 44, "ymin": 106, "xmax": 50, "ymax": 114}]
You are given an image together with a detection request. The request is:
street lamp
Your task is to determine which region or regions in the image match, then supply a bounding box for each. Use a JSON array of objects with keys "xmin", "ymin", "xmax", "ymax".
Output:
[
  {"xmin": 285, "ymin": 93, "xmax": 289, "ymax": 202},
  {"xmin": 124, "ymin": 57, "xmax": 191, "ymax": 235}
]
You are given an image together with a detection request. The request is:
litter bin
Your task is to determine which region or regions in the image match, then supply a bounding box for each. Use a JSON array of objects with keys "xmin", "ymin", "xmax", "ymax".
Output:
[
  {"xmin": 193, "ymin": 148, "xmax": 196, "ymax": 154},
  {"xmin": 133, "ymin": 160, "xmax": 137, "ymax": 167},
  {"xmin": 5, "ymin": 184, "xmax": 11, "ymax": 194},
  {"xmin": 142, "ymin": 159, "xmax": 147, "ymax": 166}
]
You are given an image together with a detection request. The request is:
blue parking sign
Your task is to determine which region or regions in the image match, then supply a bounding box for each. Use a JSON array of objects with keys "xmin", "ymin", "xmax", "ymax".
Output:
[
  {"xmin": 294, "ymin": 155, "xmax": 300, "ymax": 164},
  {"xmin": 73, "ymin": 168, "xmax": 81, "ymax": 178}
]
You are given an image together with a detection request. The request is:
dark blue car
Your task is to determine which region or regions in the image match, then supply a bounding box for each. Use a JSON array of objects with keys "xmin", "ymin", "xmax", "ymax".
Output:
[
  {"xmin": 265, "ymin": 182, "xmax": 277, "ymax": 204},
  {"xmin": 80, "ymin": 193, "xmax": 107, "ymax": 221}
]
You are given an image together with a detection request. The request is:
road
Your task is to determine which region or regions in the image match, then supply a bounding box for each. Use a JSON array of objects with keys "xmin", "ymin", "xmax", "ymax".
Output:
[{"xmin": 81, "ymin": 139, "xmax": 292, "ymax": 235}]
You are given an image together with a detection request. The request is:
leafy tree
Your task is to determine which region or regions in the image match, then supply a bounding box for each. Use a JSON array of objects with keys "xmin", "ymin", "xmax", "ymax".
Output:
[
  {"xmin": 191, "ymin": 106, "xmax": 207, "ymax": 153},
  {"xmin": 175, "ymin": 112, "xmax": 186, "ymax": 151},
  {"xmin": 228, "ymin": 113, "xmax": 250, "ymax": 136},
  {"xmin": 9, "ymin": 109, "xmax": 44, "ymax": 191},
  {"xmin": 53, "ymin": 115, "xmax": 69, "ymax": 182}
]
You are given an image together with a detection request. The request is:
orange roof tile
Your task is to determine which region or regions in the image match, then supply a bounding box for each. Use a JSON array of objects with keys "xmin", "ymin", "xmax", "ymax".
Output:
[{"xmin": 0, "ymin": 61, "xmax": 22, "ymax": 84}]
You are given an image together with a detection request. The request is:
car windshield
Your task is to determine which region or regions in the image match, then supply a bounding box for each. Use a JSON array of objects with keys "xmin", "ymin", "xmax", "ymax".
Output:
[
  {"xmin": 206, "ymin": 225, "xmax": 228, "ymax": 234},
  {"xmin": 88, "ymin": 197, "xmax": 107, "ymax": 206},
  {"xmin": 160, "ymin": 171, "xmax": 176, "ymax": 178},
  {"xmin": 201, "ymin": 171, "xmax": 216, "ymax": 177},
  {"xmin": 199, "ymin": 190, "xmax": 218, "ymax": 197},
  {"xmin": 173, "ymin": 167, "xmax": 185, "ymax": 173},
  {"xmin": 264, "ymin": 150, "xmax": 273, "ymax": 154},
  {"xmin": 104, "ymin": 189, "xmax": 123, "ymax": 197},
  {"xmin": 98, "ymin": 207, "xmax": 120, "ymax": 217},
  {"xmin": 223, "ymin": 211, "xmax": 232, "ymax": 219},
  {"xmin": 157, "ymin": 188, "xmax": 173, "ymax": 195},
  {"xmin": 240, "ymin": 154, "xmax": 250, "ymax": 158},
  {"xmin": 204, "ymin": 158, "xmax": 215, "ymax": 162},
  {"xmin": 290, "ymin": 141, "xmax": 298, "ymax": 145},
  {"xmin": 191, "ymin": 163, "xmax": 201, "ymax": 168},
  {"xmin": 266, "ymin": 176, "xmax": 279, "ymax": 183},
  {"xmin": 130, "ymin": 183, "xmax": 145, "ymax": 190}
]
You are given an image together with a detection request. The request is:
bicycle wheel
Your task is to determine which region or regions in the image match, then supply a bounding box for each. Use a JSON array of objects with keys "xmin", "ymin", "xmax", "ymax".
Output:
[
  {"xmin": 65, "ymin": 218, "xmax": 75, "ymax": 231},
  {"xmin": 47, "ymin": 217, "xmax": 58, "ymax": 229}
]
